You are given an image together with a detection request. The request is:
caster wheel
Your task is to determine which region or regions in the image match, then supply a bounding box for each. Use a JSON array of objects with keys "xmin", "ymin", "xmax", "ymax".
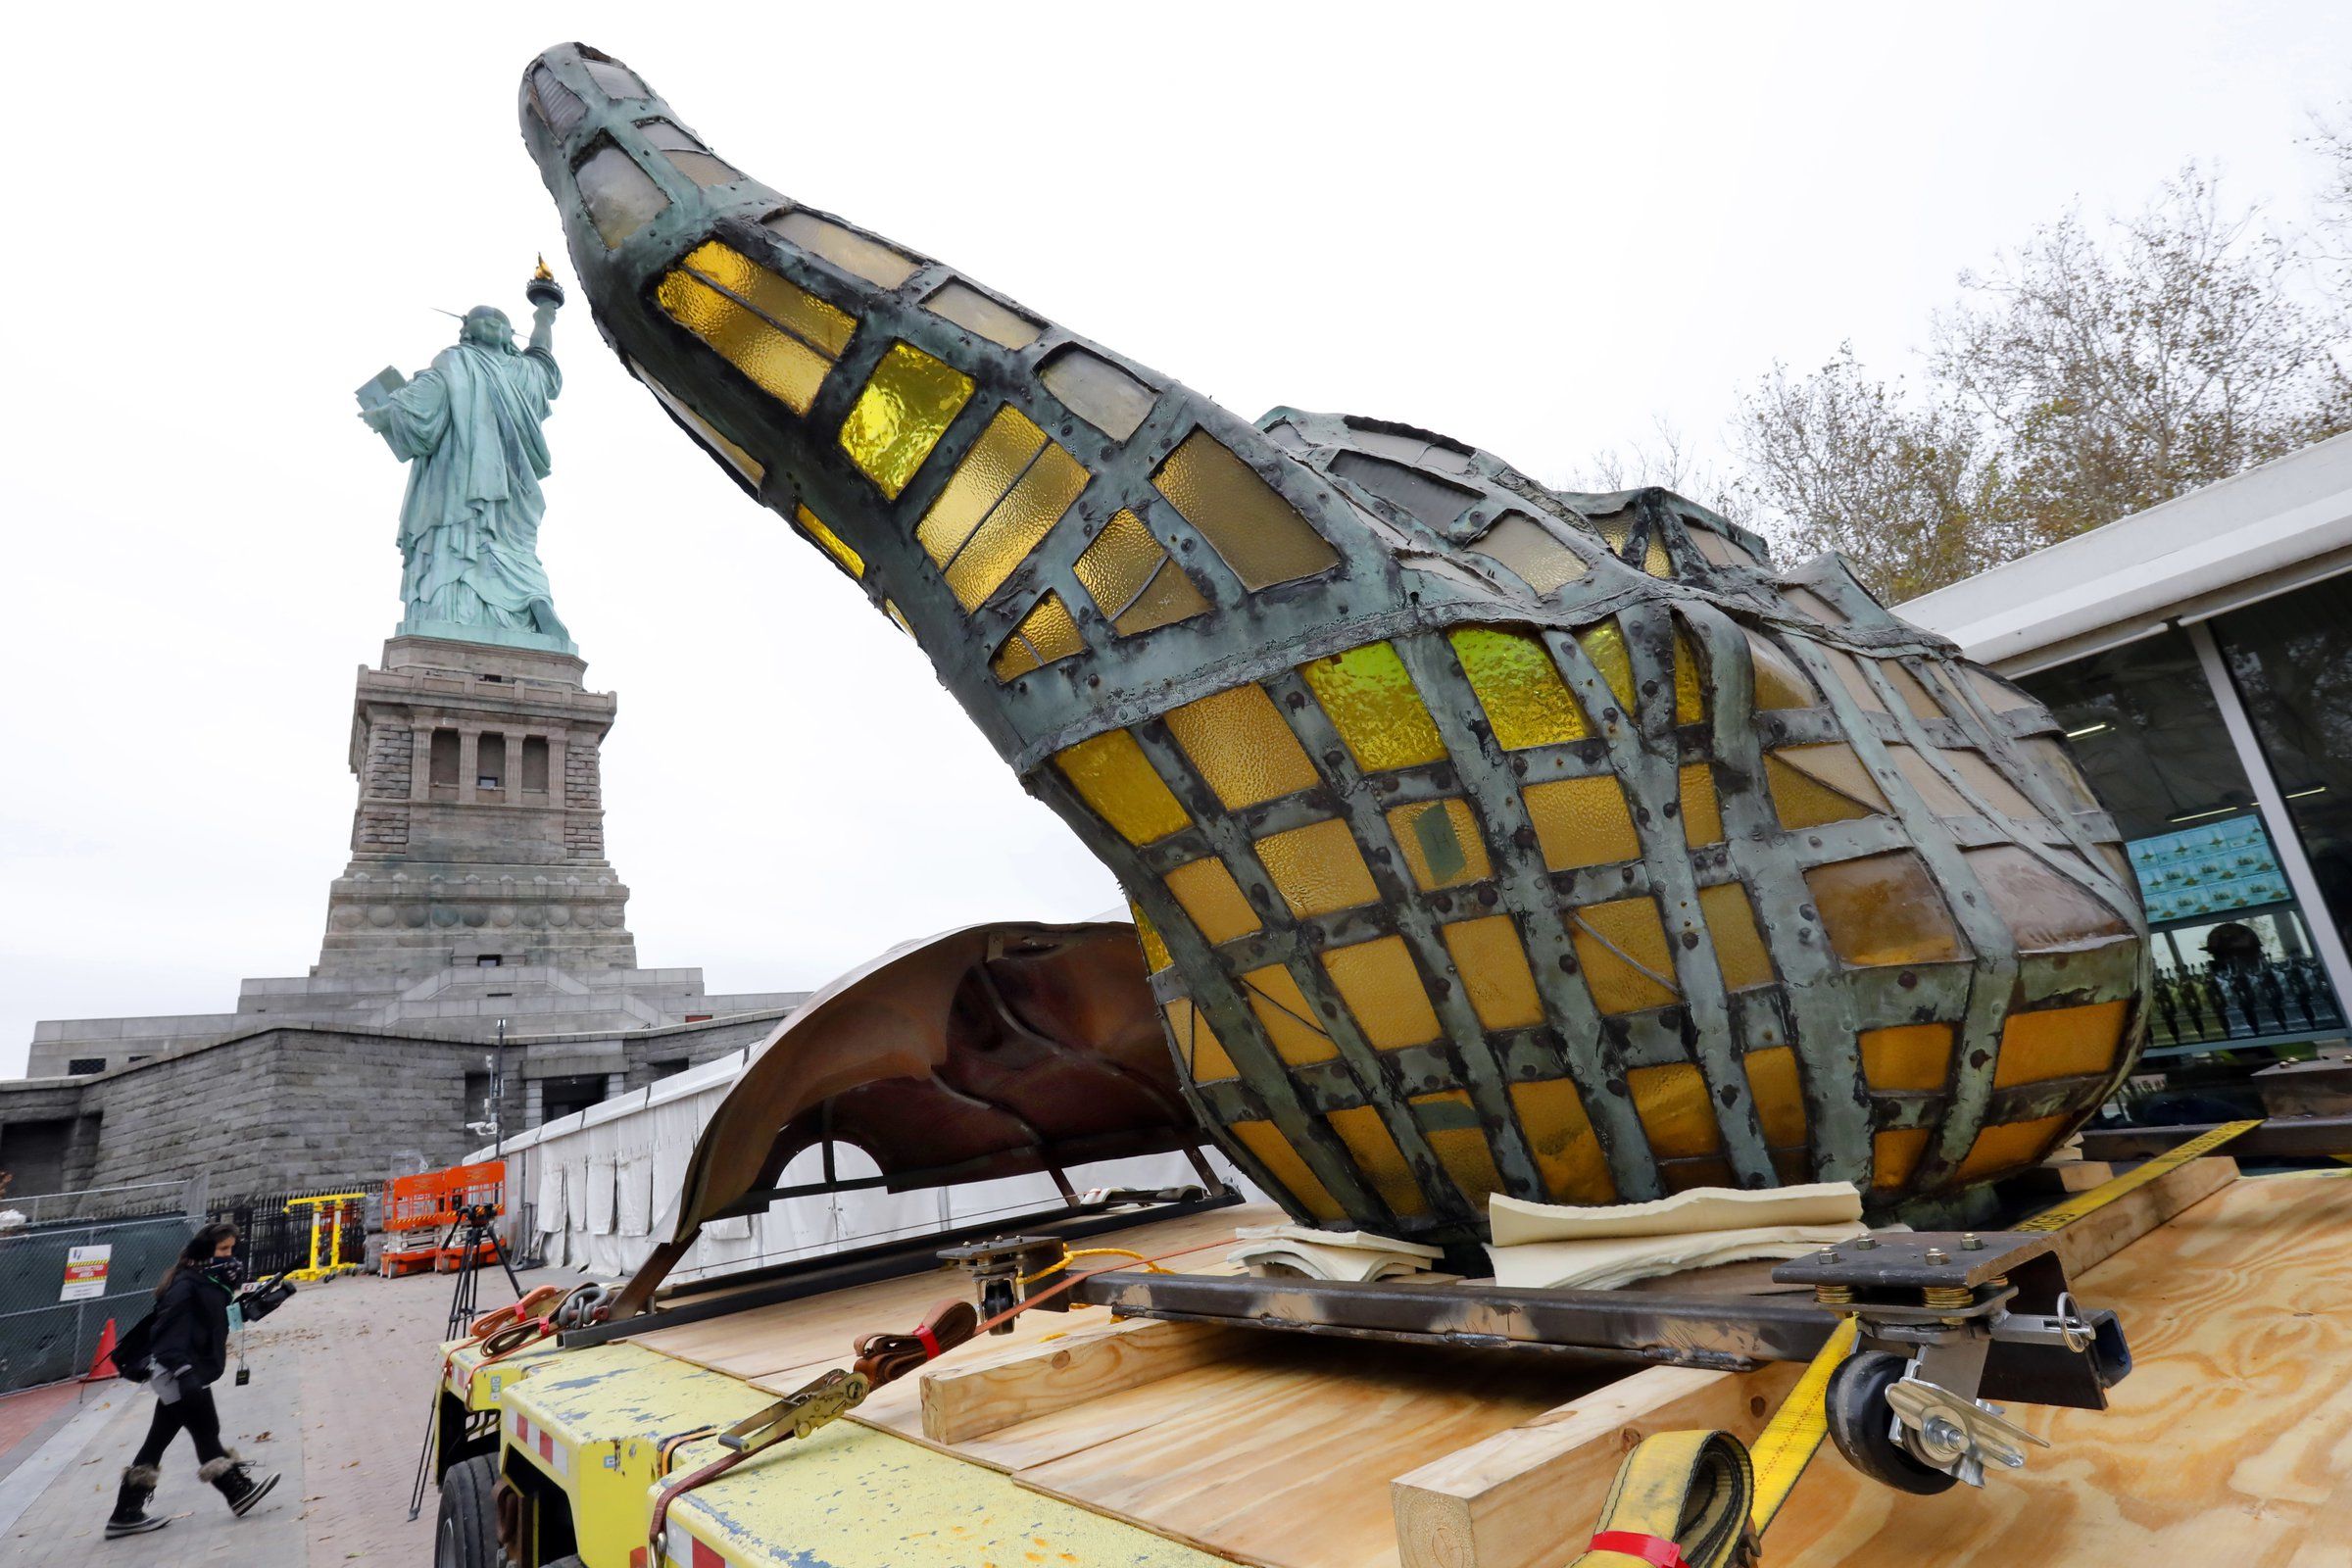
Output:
[{"xmin": 1825, "ymin": 1350, "xmax": 1960, "ymax": 1495}]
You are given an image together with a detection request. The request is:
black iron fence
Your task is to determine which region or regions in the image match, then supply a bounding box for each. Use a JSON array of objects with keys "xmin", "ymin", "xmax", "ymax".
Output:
[{"xmin": 211, "ymin": 1184, "xmax": 379, "ymax": 1278}]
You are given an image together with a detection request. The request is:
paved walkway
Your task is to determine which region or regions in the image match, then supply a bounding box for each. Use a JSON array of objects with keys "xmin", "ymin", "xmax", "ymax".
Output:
[{"xmin": 0, "ymin": 1263, "xmax": 547, "ymax": 1567}]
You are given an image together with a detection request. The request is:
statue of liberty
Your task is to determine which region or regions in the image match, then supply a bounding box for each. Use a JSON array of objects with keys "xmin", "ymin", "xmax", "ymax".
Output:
[{"xmin": 358, "ymin": 262, "xmax": 574, "ymax": 653}]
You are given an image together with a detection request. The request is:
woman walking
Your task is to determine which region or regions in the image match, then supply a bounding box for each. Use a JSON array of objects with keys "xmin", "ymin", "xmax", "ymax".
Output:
[{"xmin": 104, "ymin": 1223, "xmax": 281, "ymax": 1539}]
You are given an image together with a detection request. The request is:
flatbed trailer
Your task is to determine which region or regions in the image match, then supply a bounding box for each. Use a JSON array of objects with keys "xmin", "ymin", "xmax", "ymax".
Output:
[{"xmin": 431, "ymin": 1153, "xmax": 2352, "ymax": 1568}]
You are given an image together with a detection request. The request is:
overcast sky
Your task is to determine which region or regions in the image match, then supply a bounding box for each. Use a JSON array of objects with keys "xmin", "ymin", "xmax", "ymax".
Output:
[{"xmin": 4, "ymin": 3, "xmax": 2347, "ymax": 1074}]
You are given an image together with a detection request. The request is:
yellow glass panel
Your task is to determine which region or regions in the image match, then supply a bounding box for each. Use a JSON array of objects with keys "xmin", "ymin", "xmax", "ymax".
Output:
[
  {"xmin": 1860, "ymin": 1023, "xmax": 1953, "ymax": 1092},
  {"xmin": 1882, "ymin": 661, "xmax": 1945, "ymax": 721},
  {"xmin": 944, "ymin": 442, "xmax": 1090, "ymax": 610},
  {"xmin": 1993, "ymin": 1000, "xmax": 2129, "ymax": 1089},
  {"xmin": 765, "ymin": 209, "xmax": 923, "ymax": 289},
  {"xmin": 1672, "ymin": 631, "xmax": 1704, "ymax": 724},
  {"xmin": 1642, "ymin": 531, "xmax": 1674, "ymax": 577},
  {"xmin": 1628, "ymin": 1062, "xmax": 1722, "ymax": 1159},
  {"xmin": 1872, "ymin": 1127, "xmax": 1932, "ymax": 1191},
  {"xmin": 1255, "ymin": 818, "xmax": 1380, "ymax": 918},
  {"xmin": 1151, "ymin": 430, "xmax": 1338, "ymax": 590},
  {"xmin": 1742, "ymin": 1047, "xmax": 1808, "ymax": 1147},
  {"xmin": 923, "ymin": 279, "xmax": 1045, "ymax": 350},
  {"xmin": 633, "ymin": 363, "xmax": 763, "ymax": 482},
  {"xmin": 1074, "ymin": 510, "xmax": 1208, "ymax": 636},
  {"xmin": 1816, "ymin": 646, "xmax": 1889, "ymax": 714},
  {"xmin": 916, "ymin": 405, "xmax": 1047, "ymax": 565},
  {"xmin": 1509, "ymin": 1079, "xmax": 1617, "ymax": 1203},
  {"xmin": 1590, "ymin": 511, "xmax": 1633, "ymax": 555},
  {"xmin": 1964, "ymin": 845, "xmax": 2132, "ymax": 952},
  {"xmin": 1747, "ymin": 632, "xmax": 1815, "ymax": 710},
  {"xmin": 1241, "ymin": 965, "xmax": 1337, "ymax": 1065},
  {"xmin": 679, "ymin": 240, "xmax": 858, "ymax": 358},
  {"xmin": 1805, "ymin": 854, "xmax": 1969, "ymax": 967},
  {"xmin": 1765, "ymin": 745, "xmax": 1888, "ymax": 829},
  {"xmin": 1163, "ymin": 857, "xmax": 1262, "ymax": 945},
  {"xmin": 1471, "ymin": 514, "xmax": 1589, "ymax": 594},
  {"xmin": 838, "ymin": 342, "xmax": 975, "ymax": 498},
  {"xmin": 1569, "ymin": 897, "xmax": 1681, "ymax": 1015},
  {"xmin": 1410, "ymin": 1090, "xmax": 1507, "ymax": 1206},
  {"xmin": 655, "ymin": 270, "xmax": 833, "ymax": 415},
  {"xmin": 1954, "ymin": 1114, "xmax": 2070, "ymax": 1184},
  {"xmin": 1441, "ymin": 915, "xmax": 1544, "ymax": 1030},
  {"xmin": 1888, "ymin": 746, "xmax": 1971, "ymax": 815},
  {"xmin": 1053, "ymin": 730, "xmax": 1189, "ymax": 845},
  {"xmin": 1452, "ymin": 629, "xmax": 1587, "ymax": 748},
  {"xmin": 1326, "ymin": 1105, "xmax": 1428, "ymax": 1217},
  {"xmin": 1299, "ymin": 643, "xmax": 1447, "ymax": 772},
  {"xmin": 794, "ymin": 506, "xmax": 862, "ymax": 578},
  {"xmin": 1130, "ymin": 900, "xmax": 1171, "ymax": 972},
  {"xmin": 1942, "ymin": 751, "xmax": 2042, "ymax": 820},
  {"xmin": 1575, "ymin": 621, "xmax": 1638, "ymax": 710},
  {"xmin": 1389, "ymin": 799, "xmax": 1492, "ymax": 892},
  {"xmin": 1162, "ymin": 998, "xmax": 1236, "ymax": 1082},
  {"xmin": 884, "ymin": 601, "xmax": 912, "ymax": 635},
  {"xmin": 1523, "ymin": 775, "xmax": 1641, "ymax": 869},
  {"xmin": 1228, "ymin": 1120, "xmax": 1344, "ymax": 1222},
  {"xmin": 1321, "ymin": 936, "xmax": 1441, "ymax": 1051},
  {"xmin": 988, "ymin": 593, "xmax": 1084, "ymax": 681},
  {"xmin": 1697, "ymin": 883, "xmax": 1774, "ymax": 990},
  {"xmin": 1164, "ymin": 684, "xmax": 1319, "ymax": 808},
  {"xmin": 1680, "ymin": 763, "xmax": 1725, "ymax": 847}
]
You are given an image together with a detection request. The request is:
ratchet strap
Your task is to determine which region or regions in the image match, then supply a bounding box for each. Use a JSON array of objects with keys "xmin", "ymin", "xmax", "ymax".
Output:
[
  {"xmin": 1569, "ymin": 1430, "xmax": 1758, "ymax": 1568},
  {"xmin": 2012, "ymin": 1118, "xmax": 2260, "ymax": 1232}
]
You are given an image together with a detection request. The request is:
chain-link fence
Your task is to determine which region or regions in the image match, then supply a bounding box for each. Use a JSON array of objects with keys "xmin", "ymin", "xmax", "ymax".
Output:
[{"xmin": 0, "ymin": 1210, "xmax": 192, "ymax": 1394}]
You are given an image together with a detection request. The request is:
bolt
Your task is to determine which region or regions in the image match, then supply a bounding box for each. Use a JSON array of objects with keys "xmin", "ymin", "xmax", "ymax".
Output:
[
  {"xmin": 1922, "ymin": 1414, "xmax": 1966, "ymax": 1452},
  {"xmin": 1925, "ymin": 1246, "xmax": 1950, "ymax": 1265},
  {"xmin": 1961, "ymin": 1233, "xmax": 1984, "ymax": 1250},
  {"xmin": 1817, "ymin": 1248, "xmax": 1840, "ymax": 1263},
  {"xmin": 1853, "ymin": 1236, "xmax": 1878, "ymax": 1250}
]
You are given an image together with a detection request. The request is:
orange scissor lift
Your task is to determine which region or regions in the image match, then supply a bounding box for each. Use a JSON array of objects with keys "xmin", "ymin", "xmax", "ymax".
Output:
[{"xmin": 381, "ymin": 1159, "xmax": 509, "ymax": 1277}]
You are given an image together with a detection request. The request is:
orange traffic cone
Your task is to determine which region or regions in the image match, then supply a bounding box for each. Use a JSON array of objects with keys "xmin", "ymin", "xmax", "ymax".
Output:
[{"xmin": 84, "ymin": 1318, "xmax": 119, "ymax": 1381}]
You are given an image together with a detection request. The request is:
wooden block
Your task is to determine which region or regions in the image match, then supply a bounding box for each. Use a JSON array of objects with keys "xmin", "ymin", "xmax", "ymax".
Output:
[
  {"xmin": 1391, "ymin": 1360, "xmax": 1800, "ymax": 1568},
  {"xmin": 2040, "ymin": 1154, "xmax": 2237, "ymax": 1280},
  {"xmin": 919, "ymin": 1316, "xmax": 1247, "ymax": 1445}
]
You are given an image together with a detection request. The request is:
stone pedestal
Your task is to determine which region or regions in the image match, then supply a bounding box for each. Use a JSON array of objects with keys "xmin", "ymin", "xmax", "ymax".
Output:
[{"xmin": 317, "ymin": 634, "xmax": 637, "ymax": 979}]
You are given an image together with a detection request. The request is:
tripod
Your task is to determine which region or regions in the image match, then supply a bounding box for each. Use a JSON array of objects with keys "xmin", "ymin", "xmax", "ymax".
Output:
[{"xmin": 409, "ymin": 1201, "xmax": 524, "ymax": 1520}]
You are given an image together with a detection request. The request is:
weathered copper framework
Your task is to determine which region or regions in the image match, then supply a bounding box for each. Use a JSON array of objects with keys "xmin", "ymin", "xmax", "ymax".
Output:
[{"xmin": 519, "ymin": 43, "xmax": 2148, "ymax": 1252}]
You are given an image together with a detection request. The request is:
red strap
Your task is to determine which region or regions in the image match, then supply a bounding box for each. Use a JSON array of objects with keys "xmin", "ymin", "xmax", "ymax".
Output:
[
  {"xmin": 1589, "ymin": 1531, "xmax": 1691, "ymax": 1568},
  {"xmin": 915, "ymin": 1322, "xmax": 942, "ymax": 1360}
]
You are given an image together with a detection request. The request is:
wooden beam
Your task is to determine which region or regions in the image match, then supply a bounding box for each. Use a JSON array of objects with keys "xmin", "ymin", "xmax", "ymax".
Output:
[
  {"xmin": 919, "ymin": 1316, "xmax": 1247, "ymax": 1446},
  {"xmin": 2039, "ymin": 1153, "xmax": 2236, "ymax": 1279}
]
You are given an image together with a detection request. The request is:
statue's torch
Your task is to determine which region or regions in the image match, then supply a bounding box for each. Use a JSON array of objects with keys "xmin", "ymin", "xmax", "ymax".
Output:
[{"xmin": 526, "ymin": 254, "xmax": 565, "ymax": 311}]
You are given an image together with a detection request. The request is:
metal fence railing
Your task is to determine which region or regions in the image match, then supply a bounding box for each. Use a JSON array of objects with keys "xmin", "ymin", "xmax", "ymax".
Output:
[
  {"xmin": 0, "ymin": 1211, "xmax": 190, "ymax": 1395},
  {"xmin": 211, "ymin": 1184, "xmax": 380, "ymax": 1279},
  {"xmin": 1, "ymin": 1180, "xmax": 197, "ymax": 1228}
]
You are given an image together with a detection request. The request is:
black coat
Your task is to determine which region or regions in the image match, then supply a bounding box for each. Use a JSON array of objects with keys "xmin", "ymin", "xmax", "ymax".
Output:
[{"xmin": 144, "ymin": 1270, "xmax": 235, "ymax": 1389}]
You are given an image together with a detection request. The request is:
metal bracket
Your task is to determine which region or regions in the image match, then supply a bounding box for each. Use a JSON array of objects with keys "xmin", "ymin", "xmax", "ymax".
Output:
[{"xmin": 1886, "ymin": 1367, "xmax": 2049, "ymax": 1488}]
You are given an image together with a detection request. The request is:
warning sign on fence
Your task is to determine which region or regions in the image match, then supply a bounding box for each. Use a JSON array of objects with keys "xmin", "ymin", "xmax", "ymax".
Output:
[{"xmin": 61, "ymin": 1245, "xmax": 111, "ymax": 1301}]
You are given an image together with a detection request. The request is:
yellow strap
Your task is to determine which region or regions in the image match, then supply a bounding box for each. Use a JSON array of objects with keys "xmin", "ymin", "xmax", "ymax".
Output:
[
  {"xmin": 2012, "ymin": 1118, "xmax": 2260, "ymax": 1233},
  {"xmin": 1569, "ymin": 1429, "xmax": 1757, "ymax": 1568},
  {"xmin": 1746, "ymin": 1316, "xmax": 1856, "ymax": 1534}
]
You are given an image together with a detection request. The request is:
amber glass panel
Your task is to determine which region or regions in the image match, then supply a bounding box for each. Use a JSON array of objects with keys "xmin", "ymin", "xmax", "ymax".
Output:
[
  {"xmin": 1872, "ymin": 1128, "xmax": 1932, "ymax": 1190},
  {"xmin": 1324, "ymin": 1106, "xmax": 1429, "ymax": 1217},
  {"xmin": 1888, "ymin": 746, "xmax": 1971, "ymax": 815},
  {"xmin": 1781, "ymin": 584, "xmax": 1849, "ymax": 626},
  {"xmin": 2020, "ymin": 736, "xmax": 2100, "ymax": 810},
  {"xmin": 839, "ymin": 343, "xmax": 975, "ymax": 498},
  {"xmin": 765, "ymin": 210, "xmax": 923, "ymax": 289},
  {"xmin": 1575, "ymin": 621, "xmax": 1639, "ymax": 710},
  {"xmin": 1322, "ymin": 936, "xmax": 1442, "ymax": 1050},
  {"xmin": 526, "ymin": 66, "xmax": 586, "ymax": 134},
  {"xmin": 1806, "ymin": 854, "xmax": 1968, "ymax": 967},
  {"xmin": 1074, "ymin": 510, "xmax": 1207, "ymax": 635},
  {"xmin": 1882, "ymin": 662, "xmax": 1946, "ymax": 721},
  {"xmin": 923, "ymin": 279, "xmax": 1045, "ymax": 350},
  {"xmin": 989, "ymin": 593, "xmax": 1083, "ymax": 680},
  {"xmin": 1523, "ymin": 775, "xmax": 1641, "ymax": 869},
  {"xmin": 1765, "ymin": 746, "xmax": 1888, "ymax": 829},
  {"xmin": 1741, "ymin": 1047, "xmax": 1808, "ymax": 1147},
  {"xmin": 1942, "ymin": 751, "xmax": 2043, "ymax": 820},
  {"xmin": 1040, "ymin": 345, "xmax": 1158, "ymax": 441},
  {"xmin": 1747, "ymin": 632, "xmax": 1816, "ymax": 710},
  {"xmin": 1471, "ymin": 514, "xmax": 1589, "ymax": 594},
  {"xmin": 1451, "ymin": 628, "xmax": 1588, "ymax": 749},
  {"xmin": 884, "ymin": 601, "xmax": 912, "ymax": 635},
  {"xmin": 1130, "ymin": 901, "xmax": 1172, "ymax": 972},
  {"xmin": 1152, "ymin": 430, "xmax": 1338, "ymax": 590},
  {"xmin": 1680, "ymin": 763, "xmax": 1725, "ymax": 847},
  {"xmin": 1590, "ymin": 511, "xmax": 1633, "ymax": 555},
  {"xmin": 679, "ymin": 240, "xmax": 858, "ymax": 357},
  {"xmin": 1299, "ymin": 643, "xmax": 1448, "ymax": 772},
  {"xmin": 1860, "ymin": 1023, "xmax": 1953, "ymax": 1092},
  {"xmin": 918, "ymin": 405, "xmax": 1048, "ymax": 564},
  {"xmin": 1164, "ymin": 685, "xmax": 1320, "ymax": 808},
  {"xmin": 1993, "ymin": 1000, "xmax": 2129, "ymax": 1088},
  {"xmin": 1963, "ymin": 665, "xmax": 2034, "ymax": 715},
  {"xmin": 1690, "ymin": 529, "xmax": 1757, "ymax": 569},
  {"xmin": 1410, "ymin": 1090, "xmax": 1508, "ymax": 1206},
  {"xmin": 1389, "ymin": 800, "xmax": 1492, "ymax": 892},
  {"xmin": 945, "ymin": 444, "xmax": 1090, "ymax": 610},
  {"xmin": 1569, "ymin": 897, "xmax": 1681, "ymax": 1014},
  {"xmin": 1642, "ymin": 532, "xmax": 1674, "ymax": 578},
  {"xmin": 579, "ymin": 54, "xmax": 650, "ymax": 98},
  {"xmin": 1964, "ymin": 846, "xmax": 2132, "ymax": 951},
  {"xmin": 1162, "ymin": 998, "xmax": 1236, "ymax": 1081},
  {"xmin": 1441, "ymin": 915, "xmax": 1545, "ymax": 1030},
  {"xmin": 1053, "ymin": 730, "xmax": 1188, "ymax": 845},
  {"xmin": 634, "ymin": 365, "xmax": 763, "ymax": 482},
  {"xmin": 1954, "ymin": 1114, "xmax": 2070, "ymax": 1184},
  {"xmin": 1628, "ymin": 1062, "xmax": 1722, "ymax": 1159},
  {"xmin": 1509, "ymin": 1080, "xmax": 1617, "ymax": 1202},
  {"xmin": 1228, "ymin": 1121, "xmax": 1344, "ymax": 1222},
  {"xmin": 574, "ymin": 141, "xmax": 669, "ymax": 247},
  {"xmin": 1163, "ymin": 858, "xmax": 1261, "ymax": 945},
  {"xmin": 1255, "ymin": 819, "xmax": 1380, "ymax": 917},
  {"xmin": 1816, "ymin": 646, "xmax": 1889, "ymax": 714},
  {"xmin": 655, "ymin": 272, "xmax": 833, "ymax": 415},
  {"xmin": 793, "ymin": 506, "xmax": 862, "ymax": 578},
  {"xmin": 1241, "ymin": 965, "xmax": 1337, "ymax": 1065},
  {"xmin": 1672, "ymin": 632, "xmax": 1705, "ymax": 724},
  {"xmin": 1698, "ymin": 883, "xmax": 1774, "ymax": 990}
]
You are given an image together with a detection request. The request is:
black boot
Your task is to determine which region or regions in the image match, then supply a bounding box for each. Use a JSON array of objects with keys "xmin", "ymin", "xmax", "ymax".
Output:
[
  {"xmin": 199, "ymin": 1453, "xmax": 280, "ymax": 1517},
  {"xmin": 104, "ymin": 1465, "xmax": 168, "ymax": 1539}
]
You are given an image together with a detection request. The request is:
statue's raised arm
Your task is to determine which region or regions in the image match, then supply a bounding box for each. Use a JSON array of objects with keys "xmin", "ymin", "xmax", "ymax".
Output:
[{"xmin": 356, "ymin": 265, "xmax": 575, "ymax": 654}]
